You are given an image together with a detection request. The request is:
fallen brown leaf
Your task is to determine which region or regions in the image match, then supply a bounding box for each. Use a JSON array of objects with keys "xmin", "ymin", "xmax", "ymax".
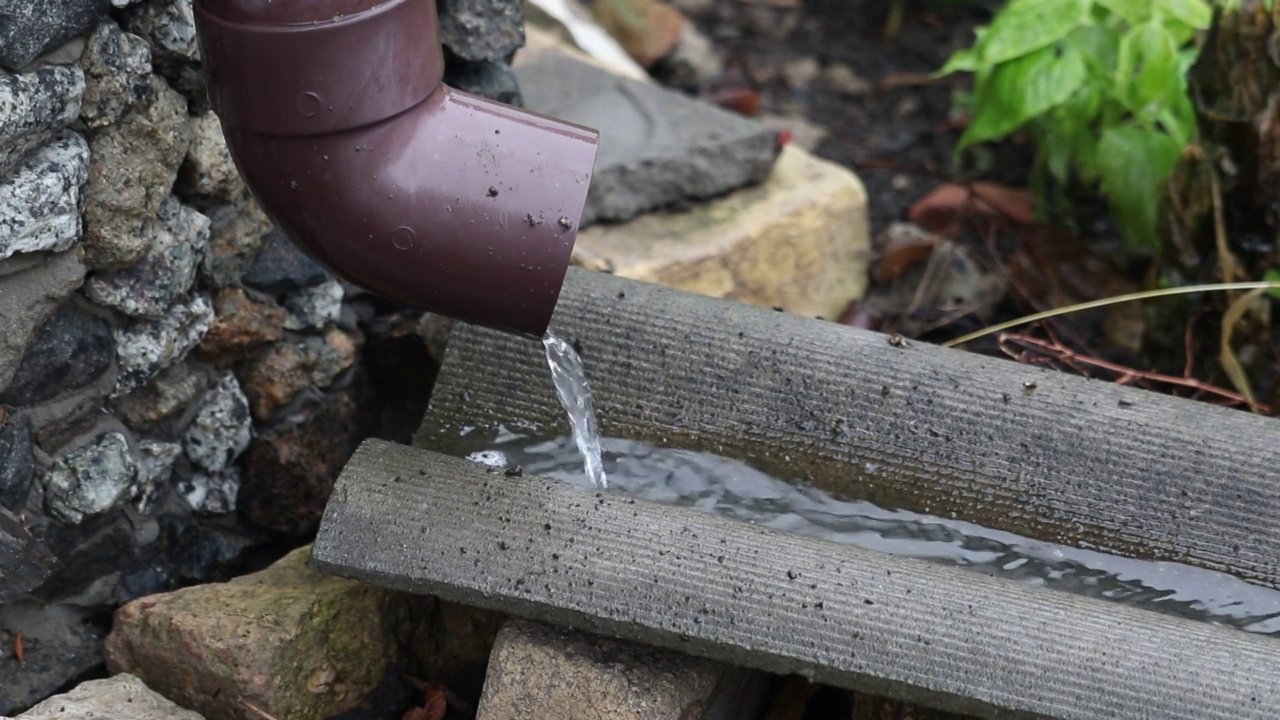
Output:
[
  {"xmin": 703, "ymin": 87, "xmax": 762, "ymax": 116},
  {"xmin": 402, "ymin": 685, "xmax": 449, "ymax": 720},
  {"xmin": 838, "ymin": 302, "xmax": 880, "ymax": 330},
  {"xmin": 907, "ymin": 181, "xmax": 1036, "ymax": 232},
  {"xmin": 874, "ymin": 222, "xmax": 939, "ymax": 284},
  {"xmin": 1220, "ymin": 287, "xmax": 1269, "ymax": 413}
]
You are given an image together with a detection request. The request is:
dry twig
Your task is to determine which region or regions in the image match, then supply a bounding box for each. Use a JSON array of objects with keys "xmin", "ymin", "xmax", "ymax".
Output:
[{"xmin": 997, "ymin": 330, "xmax": 1271, "ymax": 413}]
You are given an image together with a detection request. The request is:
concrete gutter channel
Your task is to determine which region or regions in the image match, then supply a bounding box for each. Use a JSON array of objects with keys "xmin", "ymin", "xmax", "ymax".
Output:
[{"xmin": 312, "ymin": 267, "xmax": 1280, "ymax": 718}]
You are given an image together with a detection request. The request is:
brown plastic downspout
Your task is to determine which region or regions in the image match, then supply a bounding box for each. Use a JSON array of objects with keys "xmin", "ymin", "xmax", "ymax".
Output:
[{"xmin": 192, "ymin": 0, "xmax": 600, "ymax": 337}]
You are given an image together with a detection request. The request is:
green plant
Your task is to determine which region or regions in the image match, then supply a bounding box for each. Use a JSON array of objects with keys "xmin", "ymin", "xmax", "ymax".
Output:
[{"xmin": 938, "ymin": 0, "xmax": 1266, "ymax": 249}]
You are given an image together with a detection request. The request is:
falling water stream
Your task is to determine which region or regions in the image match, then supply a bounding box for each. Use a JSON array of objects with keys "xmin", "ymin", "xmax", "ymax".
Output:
[
  {"xmin": 541, "ymin": 333, "xmax": 607, "ymax": 488},
  {"xmin": 465, "ymin": 431, "xmax": 1280, "ymax": 638}
]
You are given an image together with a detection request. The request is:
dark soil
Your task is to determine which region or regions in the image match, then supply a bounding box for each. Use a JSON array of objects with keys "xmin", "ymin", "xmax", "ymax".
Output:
[{"xmin": 681, "ymin": 0, "xmax": 1006, "ymax": 234}]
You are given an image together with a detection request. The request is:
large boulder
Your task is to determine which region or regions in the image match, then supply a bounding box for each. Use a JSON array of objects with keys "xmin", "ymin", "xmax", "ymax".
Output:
[
  {"xmin": 477, "ymin": 618, "xmax": 772, "ymax": 720},
  {"xmin": 104, "ymin": 546, "xmax": 402, "ymax": 720},
  {"xmin": 13, "ymin": 673, "xmax": 204, "ymax": 719}
]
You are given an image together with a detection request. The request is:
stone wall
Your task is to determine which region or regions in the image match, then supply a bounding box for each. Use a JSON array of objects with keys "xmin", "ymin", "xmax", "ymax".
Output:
[{"xmin": 0, "ymin": 0, "xmax": 520, "ymax": 711}]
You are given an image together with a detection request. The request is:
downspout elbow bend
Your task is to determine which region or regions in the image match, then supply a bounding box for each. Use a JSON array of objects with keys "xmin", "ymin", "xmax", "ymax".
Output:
[{"xmin": 193, "ymin": 0, "xmax": 600, "ymax": 338}]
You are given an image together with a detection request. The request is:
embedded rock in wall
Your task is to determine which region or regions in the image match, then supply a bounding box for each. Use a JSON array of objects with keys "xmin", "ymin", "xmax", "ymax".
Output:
[
  {"xmin": 86, "ymin": 196, "xmax": 209, "ymax": 317},
  {"xmin": 33, "ymin": 389, "xmax": 120, "ymax": 455},
  {"xmin": 0, "ymin": 0, "xmax": 520, "ymax": 709},
  {"xmin": 131, "ymin": 438, "xmax": 181, "ymax": 514},
  {"xmin": 444, "ymin": 59, "xmax": 524, "ymax": 107},
  {"xmin": 195, "ymin": 287, "xmax": 287, "ymax": 364},
  {"xmin": 182, "ymin": 373, "xmax": 251, "ymax": 476},
  {"xmin": 200, "ymin": 197, "xmax": 273, "ymax": 287},
  {"xmin": 113, "ymin": 363, "xmax": 206, "ymax": 432},
  {"xmin": 122, "ymin": 0, "xmax": 205, "ymax": 110},
  {"xmin": 242, "ymin": 230, "xmax": 331, "ymax": 295},
  {"xmin": 42, "ymin": 431, "xmax": 138, "ymax": 525},
  {"xmin": 438, "ymin": 0, "xmax": 526, "ymax": 105},
  {"xmin": 0, "ymin": 301, "xmax": 115, "ymax": 408},
  {"xmin": 0, "ymin": 0, "xmax": 110, "ymax": 70},
  {"xmin": 0, "ymin": 415, "xmax": 38, "ymax": 512},
  {"xmin": 123, "ymin": 0, "xmax": 197, "ymax": 65},
  {"xmin": 35, "ymin": 511, "xmax": 143, "ymax": 604},
  {"xmin": 0, "ymin": 507, "xmax": 56, "ymax": 603},
  {"xmin": 241, "ymin": 330, "xmax": 360, "ymax": 421},
  {"xmin": 283, "ymin": 279, "xmax": 345, "ymax": 331},
  {"xmin": 0, "ymin": 249, "xmax": 88, "ymax": 395},
  {"xmin": 0, "ymin": 64, "xmax": 85, "ymax": 178},
  {"xmin": 82, "ymin": 74, "xmax": 190, "ymax": 269},
  {"xmin": 241, "ymin": 386, "xmax": 372, "ymax": 537},
  {"xmin": 79, "ymin": 19, "xmax": 152, "ymax": 129},
  {"xmin": 178, "ymin": 468, "xmax": 240, "ymax": 515},
  {"xmin": 439, "ymin": 0, "xmax": 525, "ymax": 61},
  {"xmin": 179, "ymin": 111, "xmax": 242, "ymax": 202},
  {"xmin": 113, "ymin": 294, "xmax": 214, "ymax": 393},
  {"xmin": 0, "ymin": 131, "xmax": 91, "ymax": 262}
]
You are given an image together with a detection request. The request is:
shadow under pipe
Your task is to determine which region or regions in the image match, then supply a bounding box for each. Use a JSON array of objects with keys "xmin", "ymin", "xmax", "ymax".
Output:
[{"xmin": 193, "ymin": 0, "xmax": 601, "ymax": 337}]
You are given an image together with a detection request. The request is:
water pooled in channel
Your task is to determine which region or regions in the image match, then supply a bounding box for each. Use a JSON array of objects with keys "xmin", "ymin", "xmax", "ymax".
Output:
[
  {"xmin": 540, "ymin": 333, "xmax": 607, "ymax": 489},
  {"xmin": 466, "ymin": 433, "xmax": 1280, "ymax": 637}
]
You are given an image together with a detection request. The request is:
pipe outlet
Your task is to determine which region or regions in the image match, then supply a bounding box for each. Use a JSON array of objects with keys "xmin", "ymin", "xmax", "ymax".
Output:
[{"xmin": 193, "ymin": 0, "xmax": 600, "ymax": 337}]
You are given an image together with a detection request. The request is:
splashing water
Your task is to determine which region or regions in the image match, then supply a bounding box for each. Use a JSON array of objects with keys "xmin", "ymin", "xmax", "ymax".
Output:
[
  {"xmin": 541, "ymin": 333, "xmax": 607, "ymax": 488},
  {"xmin": 467, "ymin": 434, "xmax": 1280, "ymax": 636}
]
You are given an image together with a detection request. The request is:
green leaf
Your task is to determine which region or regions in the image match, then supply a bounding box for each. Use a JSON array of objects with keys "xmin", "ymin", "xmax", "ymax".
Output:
[
  {"xmin": 1063, "ymin": 84, "xmax": 1105, "ymax": 180},
  {"xmin": 1097, "ymin": 125, "xmax": 1183, "ymax": 247},
  {"xmin": 1115, "ymin": 19, "xmax": 1183, "ymax": 122},
  {"xmin": 1157, "ymin": 87, "xmax": 1198, "ymax": 146},
  {"xmin": 1266, "ymin": 269, "xmax": 1280, "ymax": 300},
  {"xmin": 975, "ymin": 0, "xmax": 1093, "ymax": 65},
  {"xmin": 938, "ymin": 46, "xmax": 980, "ymax": 75},
  {"xmin": 1162, "ymin": 0, "xmax": 1213, "ymax": 30},
  {"xmin": 1094, "ymin": 0, "xmax": 1151, "ymax": 25},
  {"xmin": 959, "ymin": 45, "xmax": 1088, "ymax": 149},
  {"xmin": 1064, "ymin": 23, "xmax": 1121, "ymax": 75}
]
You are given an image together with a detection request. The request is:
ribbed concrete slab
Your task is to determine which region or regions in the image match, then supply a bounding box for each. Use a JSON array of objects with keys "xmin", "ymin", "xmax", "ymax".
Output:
[
  {"xmin": 312, "ymin": 440, "xmax": 1280, "ymax": 720},
  {"xmin": 418, "ymin": 267, "xmax": 1280, "ymax": 589}
]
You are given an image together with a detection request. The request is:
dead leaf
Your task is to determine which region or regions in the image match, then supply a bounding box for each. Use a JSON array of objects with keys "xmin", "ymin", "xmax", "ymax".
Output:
[
  {"xmin": 14, "ymin": 631, "xmax": 24, "ymax": 666},
  {"xmin": 907, "ymin": 182, "xmax": 1036, "ymax": 233},
  {"xmin": 1209, "ymin": 164, "xmax": 1242, "ymax": 284},
  {"xmin": 703, "ymin": 86, "xmax": 763, "ymax": 116},
  {"xmin": 838, "ymin": 302, "xmax": 880, "ymax": 330},
  {"xmin": 402, "ymin": 684, "xmax": 449, "ymax": 720},
  {"xmin": 874, "ymin": 222, "xmax": 939, "ymax": 284},
  {"xmin": 1220, "ymin": 287, "xmax": 1269, "ymax": 412},
  {"xmin": 862, "ymin": 235, "xmax": 1006, "ymax": 338}
]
